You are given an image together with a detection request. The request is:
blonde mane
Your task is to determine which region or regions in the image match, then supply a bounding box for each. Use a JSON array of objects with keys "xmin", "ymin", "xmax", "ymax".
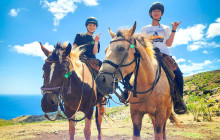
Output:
[{"xmin": 132, "ymin": 33, "xmax": 156, "ymax": 62}]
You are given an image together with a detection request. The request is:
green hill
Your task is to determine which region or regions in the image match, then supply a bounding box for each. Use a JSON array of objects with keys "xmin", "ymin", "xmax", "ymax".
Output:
[{"xmin": 184, "ymin": 70, "xmax": 220, "ymax": 96}]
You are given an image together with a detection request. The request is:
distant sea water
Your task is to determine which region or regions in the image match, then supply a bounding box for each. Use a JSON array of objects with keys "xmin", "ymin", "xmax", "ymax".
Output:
[{"xmin": 0, "ymin": 94, "xmax": 120, "ymax": 120}]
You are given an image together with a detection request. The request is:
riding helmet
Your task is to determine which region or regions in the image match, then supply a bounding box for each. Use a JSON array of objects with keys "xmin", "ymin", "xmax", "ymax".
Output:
[
  {"xmin": 85, "ymin": 17, "xmax": 98, "ymax": 27},
  {"xmin": 149, "ymin": 2, "xmax": 164, "ymax": 15}
]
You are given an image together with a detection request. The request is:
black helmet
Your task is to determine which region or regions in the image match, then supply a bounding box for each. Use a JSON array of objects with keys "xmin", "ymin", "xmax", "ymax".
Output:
[
  {"xmin": 149, "ymin": 2, "xmax": 164, "ymax": 15},
  {"xmin": 85, "ymin": 17, "xmax": 98, "ymax": 27}
]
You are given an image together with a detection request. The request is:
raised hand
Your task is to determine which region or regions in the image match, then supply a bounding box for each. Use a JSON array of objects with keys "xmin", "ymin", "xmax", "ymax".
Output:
[
  {"xmin": 95, "ymin": 33, "xmax": 101, "ymax": 42},
  {"xmin": 170, "ymin": 21, "xmax": 182, "ymax": 31}
]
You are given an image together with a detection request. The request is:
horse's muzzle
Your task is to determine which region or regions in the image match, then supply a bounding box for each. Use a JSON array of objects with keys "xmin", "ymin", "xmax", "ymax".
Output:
[
  {"xmin": 95, "ymin": 74, "xmax": 114, "ymax": 95},
  {"xmin": 41, "ymin": 93, "xmax": 59, "ymax": 113}
]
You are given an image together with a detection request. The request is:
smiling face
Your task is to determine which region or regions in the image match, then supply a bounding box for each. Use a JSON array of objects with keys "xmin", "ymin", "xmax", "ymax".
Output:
[
  {"xmin": 150, "ymin": 9, "xmax": 162, "ymax": 20},
  {"xmin": 87, "ymin": 23, "xmax": 97, "ymax": 33}
]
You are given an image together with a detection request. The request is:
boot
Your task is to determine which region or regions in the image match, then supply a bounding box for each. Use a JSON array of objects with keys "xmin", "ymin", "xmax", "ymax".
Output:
[
  {"xmin": 173, "ymin": 88, "xmax": 187, "ymax": 114},
  {"xmin": 173, "ymin": 68, "xmax": 187, "ymax": 114}
]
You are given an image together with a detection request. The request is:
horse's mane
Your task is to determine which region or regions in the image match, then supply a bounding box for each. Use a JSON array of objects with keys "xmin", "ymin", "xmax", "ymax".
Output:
[
  {"xmin": 133, "ymin": 34, "xmax": 155, "ymax": 60},
  {"xmin": 115, "ymin": 29, "xmax": 155, "ymax": 61},
  {"xmin": 70, "ymin": 46, "xmax": 85, "ymax": 60},
  {"xmin": 69, "ymin": 46, "xmax": 86, "ymax": 75}
]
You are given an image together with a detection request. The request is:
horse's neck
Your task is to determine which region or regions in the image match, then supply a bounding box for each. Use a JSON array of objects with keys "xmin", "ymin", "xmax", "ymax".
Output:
[
  {"xmin": 71, "ymin": 59, "xmax": 84, "ymax": 81},
  {"xmin": 70, "ymin": 71, "xmax": 82, "ymax": 86},
  {"xmin": 135, "ymin": 46, "xmax": 157, "ymax": 87}
]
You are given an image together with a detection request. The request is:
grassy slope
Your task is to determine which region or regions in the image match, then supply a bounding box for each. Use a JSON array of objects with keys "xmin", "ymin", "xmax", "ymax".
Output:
[{"xmin": 184, "ymin": 70, "xmax": 220, "ymax": 95}]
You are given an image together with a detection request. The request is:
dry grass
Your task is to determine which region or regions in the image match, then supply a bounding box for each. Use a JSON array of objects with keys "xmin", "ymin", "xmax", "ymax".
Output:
[{"xmin": 1, "ymin": 105, "xmax": 220, "ymax": 140}]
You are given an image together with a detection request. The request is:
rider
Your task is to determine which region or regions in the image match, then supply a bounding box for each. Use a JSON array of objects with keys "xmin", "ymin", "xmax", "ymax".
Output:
[
  {"xmin": 141, "ymin": 2, "xmax": 187, "ymax": 114},
  {"xmin": 73, "ymin": 17, "xmax": 101, "ymax": 61},
  {"xmin": 73, "ymin": 17, "xmax": 104, "ymax": 103}
]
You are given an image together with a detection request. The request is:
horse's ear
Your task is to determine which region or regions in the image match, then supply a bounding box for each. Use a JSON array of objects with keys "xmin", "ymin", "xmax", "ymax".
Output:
[
  {"xmin": 125, "ymin": 21, "xmax": 136, "ymax": 38},
  {"xmin": 40, "ymin": 42, "xmax": 50, "ymax": 57},
  {"xmin": 108, "ymin": 27, "xmax": 116, "ymax": 38},
  {"xmin": 65, "ymin": 43, "xmax": 72, "ymax": 56}
]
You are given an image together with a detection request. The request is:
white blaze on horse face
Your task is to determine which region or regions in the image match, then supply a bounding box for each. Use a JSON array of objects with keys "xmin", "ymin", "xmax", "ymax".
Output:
[{"xmin": 49, "ymin": 63, "xmax": 56, "ymax": 84}]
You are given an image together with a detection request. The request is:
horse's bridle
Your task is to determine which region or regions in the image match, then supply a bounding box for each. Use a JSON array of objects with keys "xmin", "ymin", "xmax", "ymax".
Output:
[
  {"xmin": 100, "ymin": 37, "xmax": 140, "ymax": 83},
  {"xmin": 40, "ymin": 59, "xmax": 70, "ymax": 95},
  {"xmin": 99, "ymin": 36, "xmax": 162, "ymax": 100},
  {"xmin": 40, "ymin": 57, "xmax": 96, "ymax": 122}
]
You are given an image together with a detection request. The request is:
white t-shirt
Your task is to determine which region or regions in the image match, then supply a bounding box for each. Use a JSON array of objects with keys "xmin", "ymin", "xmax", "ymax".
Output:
[{"xmin": 141, "ymin": 24, "xmax": 171, "ymax": 56}]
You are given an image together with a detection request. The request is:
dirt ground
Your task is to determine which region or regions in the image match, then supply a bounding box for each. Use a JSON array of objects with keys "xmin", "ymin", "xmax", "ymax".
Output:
[{"xmin": 0, "ymin": 113, "xmax": 220, "ymax": 140}]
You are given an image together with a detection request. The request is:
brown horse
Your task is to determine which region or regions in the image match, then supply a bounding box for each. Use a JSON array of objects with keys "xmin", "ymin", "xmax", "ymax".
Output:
[
  {"xmin": 40, "ymin": 42, "xmax": 105, "ymax": 140},
  {"xmin": 96, "ymin": 22, "xmax": 180, "ymax": 140}
]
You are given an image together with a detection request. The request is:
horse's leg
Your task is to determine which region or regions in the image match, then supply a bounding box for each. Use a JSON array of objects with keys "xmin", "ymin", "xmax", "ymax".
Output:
[
  {"xmin": 154, "ymin": 110, "xmax": 167, "ymax": 140},
  {"xmin": 65, "ymin": 106, "xmax": 76, "ymax": 140},
  {"xmin": 148, "ymin": 114, "xmax": 156, "ymax": 136},
  {"xmin": 69, "ymin": 118, "xmax": 75, "ymax": 140},
  {"xmin": 131, "ymin": 108, "xmax": 144, "ymax": 140},
  {"xmin": 163, "ymin": 107, "xmax": 172, "ymax": 140},
  {"xmin": 84, "ymin": 116, "xmax": 92, "ymax": 140},
  {"xmin": 163, "ymin": 122, "xmax": 167, "ymax": 140},
  {"xmin": 96, "ymin": 104, "xmax": 105, "ymax": 140}
]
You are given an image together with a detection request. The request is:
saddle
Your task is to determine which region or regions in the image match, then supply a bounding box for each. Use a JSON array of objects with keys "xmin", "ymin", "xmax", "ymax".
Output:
[
  {"xmin": 79, "ymin": 55, "xmax": 106, "ymax": 105},
  {"xmin": 79, "ymin": 55, "xmax": 101, "ymax": 78},
  {"xmin": 154, "ymin": 48, "xmax": 178, "ymax": 99}
]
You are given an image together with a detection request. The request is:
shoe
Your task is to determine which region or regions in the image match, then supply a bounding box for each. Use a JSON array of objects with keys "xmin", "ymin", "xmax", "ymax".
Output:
[{"xmin": 174, "ymin": 99, "xmax": 187, "ymax": 114}]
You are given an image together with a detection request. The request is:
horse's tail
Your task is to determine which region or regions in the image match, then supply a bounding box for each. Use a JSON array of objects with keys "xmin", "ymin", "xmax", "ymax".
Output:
[{"xmin": 169, "ymin": 112, "xmax": 182, "ymax": 128}]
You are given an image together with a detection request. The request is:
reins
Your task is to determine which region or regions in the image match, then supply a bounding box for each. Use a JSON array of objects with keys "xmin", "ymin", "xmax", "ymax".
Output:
[
  {"xmin": 100, "ymin": 36, "xmax": 162, "ymax": 104},
  {"xmin": 41, "ymin": 57, "xmax": 96, "ymax": 122}
]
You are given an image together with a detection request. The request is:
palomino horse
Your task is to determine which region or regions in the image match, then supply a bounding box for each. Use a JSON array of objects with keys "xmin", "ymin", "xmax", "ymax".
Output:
[
  {"xmin": 96, "ymin": 22, "xmax": 180, "ymax": 140},
  {"xmin": 40, "ymin": 42, "xmax": 105, "ymax": 140}
]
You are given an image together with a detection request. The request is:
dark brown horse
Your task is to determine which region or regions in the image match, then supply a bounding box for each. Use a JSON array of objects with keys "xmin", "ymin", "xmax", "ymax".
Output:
[
  {"xmin": 40, "ymin": 42, "xmax": 105, "ymax": 140},
  {"xmin": 96, "ymin": 22, "xmax": 180, "ymax": 140}
]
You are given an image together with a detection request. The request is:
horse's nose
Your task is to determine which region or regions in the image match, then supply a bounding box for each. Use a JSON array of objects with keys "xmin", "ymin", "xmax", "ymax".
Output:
[{"xmin": 96, "ymin": 74, "xmax": 106, "ymax": 85}]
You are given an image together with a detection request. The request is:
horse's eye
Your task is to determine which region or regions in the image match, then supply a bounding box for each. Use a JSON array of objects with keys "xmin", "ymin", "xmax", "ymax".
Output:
[{"xmin": 118, "ymin": 47, "xmax": 125, "ymax": 52}]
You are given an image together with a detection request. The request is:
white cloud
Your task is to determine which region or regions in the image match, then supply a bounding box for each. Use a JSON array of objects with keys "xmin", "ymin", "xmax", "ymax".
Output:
[
  {"xmin": 194, "ymin": 41, "xmax": 220, "ymax": 48},
  {"xmin": 83, "ymin": 0, "xmax": 99, "ymax": 6},
  {"xmin": 171, "ymin": 20, "xmax": 220, "ymax": 52},
  {"xmin": 176, "ymin": 58, "xmax": 185, "ymax": 63},
  {"xmin": 187, "ymin": 44, "xmax": 201, "ymax": 51},
  {"xmin": 186, "ymin": 41, "xmax": 220, "ymax": 51},
  {"xmin": 173, "ymin": 24, "xmax": 206, "ymax": 47},
  {"xmin": 203, "ymin": 50, "xmax": 208, "ymax": 54},
  {"xmin": 40, "ymin": 0, "xmax": 99, "ymax": 27},
  {"xmin": 179, "ymin": 60, "xmax": 212, "ymax": 76},
  {"xmin": 13, "ymin": 41, "xmax": 54, "ymax": 60},
  {"xmin": 9, "ymin": 8, "xmax": 21, "ymax": 17},
  {"xmin": 206, "ymin": 18, "xmax": 220, "ymax": 38}
]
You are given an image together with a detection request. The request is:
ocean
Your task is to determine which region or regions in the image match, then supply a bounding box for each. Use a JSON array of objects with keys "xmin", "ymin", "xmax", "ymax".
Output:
[{"xmin": 0, "ymin": 94, "xmax": 120, "ymax": 120}]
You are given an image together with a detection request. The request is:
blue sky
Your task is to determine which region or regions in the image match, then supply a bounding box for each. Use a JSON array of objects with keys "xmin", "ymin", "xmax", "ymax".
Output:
[{"xmin": 0, "ymin": 0, "xmax": 219, "ymax": 95}]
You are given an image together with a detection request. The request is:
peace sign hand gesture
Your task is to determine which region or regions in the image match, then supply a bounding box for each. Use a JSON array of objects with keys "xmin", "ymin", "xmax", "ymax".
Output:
[
  {"xmin": 170, "ymin": 21, "xmax": 182, "ymax": 31},
  {"xmin": 95, "ymin": 33, "xmax": 101, "ymax": 42}
]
